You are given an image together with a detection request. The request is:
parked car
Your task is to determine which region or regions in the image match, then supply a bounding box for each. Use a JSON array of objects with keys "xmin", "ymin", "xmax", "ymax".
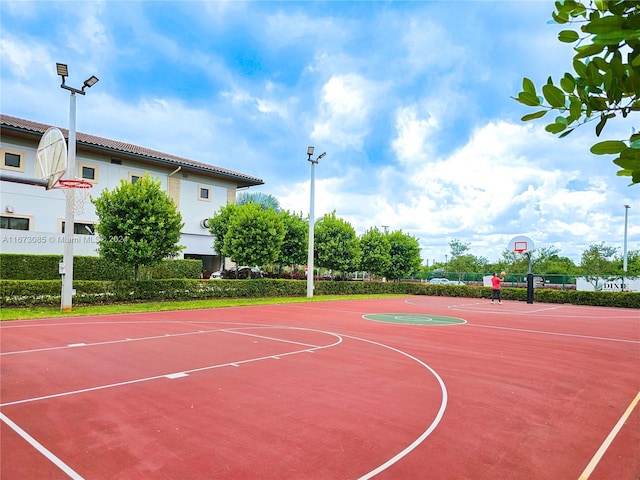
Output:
[
  {"xmin": 429, "ymin": 278, "xmax": 465, "ymax": 285},
  {"xmin": 221, "ymin": 266, "xmax": 264, "ymax": 279}
]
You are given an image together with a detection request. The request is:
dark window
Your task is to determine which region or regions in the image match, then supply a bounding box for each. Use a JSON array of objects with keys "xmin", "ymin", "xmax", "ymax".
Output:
[
  {"xmin": 131, "ymin": 175, "xmax": 140, "ymax": 184},
  {"xmin": 62, "ymin": 222, "xmax": 95, "ymax": 235},
  {"xmin": 0, "ymin": 216, "xmax": 29, "ymax": 230},
  {"xmin": 110, "ymin": 158, "xmax": 122, "ymax": 165},
  {"xmin": 200, "ymin": 187, "xmax": 210, "ymax": 199},
  {"xmin": 82, "ymin": 166, "xmax": 96, "ymax": 180},
  {"xmin": 4, "ymin": 152, "xmax": 21, "ymax": 168}
]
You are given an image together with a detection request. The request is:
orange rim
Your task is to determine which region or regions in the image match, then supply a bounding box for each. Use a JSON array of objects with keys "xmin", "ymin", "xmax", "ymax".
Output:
[{"xmin": 54, "ymin": 179, "xmax": 93, "ymax": 189}]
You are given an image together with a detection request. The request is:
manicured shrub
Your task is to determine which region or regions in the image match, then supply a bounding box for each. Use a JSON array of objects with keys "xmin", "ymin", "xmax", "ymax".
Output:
[{"xmin": 1, "ymin": 279, "xmax": 637, "ymax": 309}]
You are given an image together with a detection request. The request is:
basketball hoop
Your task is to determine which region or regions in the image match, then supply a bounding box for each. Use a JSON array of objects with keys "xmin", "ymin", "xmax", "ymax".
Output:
[
  {"xmin": 54, "ymin": 179, "xmax": 93, "ymax": 214},
  {"xmin": 514, "ymin": 241, "xmax": 528, "ymax": 255},
  {"xmin": 508, "ymin": 235, "xmax": 534, "ymax": 256}
]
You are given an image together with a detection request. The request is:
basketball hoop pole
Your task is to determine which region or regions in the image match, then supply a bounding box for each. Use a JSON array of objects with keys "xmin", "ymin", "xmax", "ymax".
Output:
[
  {"xmin": 509, "ymin": 235, "xmax": 535, "ymax": 304},
  {"xmin": 526, "ymin": 251, "xmax": 534, "ymax": 304},
  {"xmin": 57, "ymin": 63, "xmax": 99, "ymax": 312},
  {"xmin": 61, "ymin": 91, "xmax": 77, "ymax": 312}
]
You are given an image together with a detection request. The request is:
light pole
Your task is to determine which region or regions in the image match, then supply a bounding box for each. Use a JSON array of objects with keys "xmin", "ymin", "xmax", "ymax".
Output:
[
  {"xmin": 623, "ymin": 204, "xmax": 630, "ymax": 272},
  {"xmin": 57, "ymin": 63, "xmax": 99, "ymax": 312},
  {"xmin": 306, "ymin": 146, "xmax": 326, "ymax": 298}
]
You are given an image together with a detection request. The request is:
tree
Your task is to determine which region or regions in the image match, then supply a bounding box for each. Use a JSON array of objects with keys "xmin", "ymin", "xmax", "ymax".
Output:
[
  {"xmin": 617, "ymin": 248, "xmax": 640, "ymax": 276},
  {"xmin": 223, "ymin": 202, "xmax": 285, "ymax": 273},
  {"xmin": 382, "ymin": 230, "xmax": 422, "ymax": 281},
  {"xmin": 530, "ymin": 246, "xmax": 579, "ymax": 274},
  {"xmin": 449, "ymin": 239, "xmax": 470, "ymax": 258},
  {"xmin": 277, "ymin": 211, "xmax": 308, "ymax": 271},
  {"xmin": 208, "ymin": 203, "xmax": 239, "ymax": 269},
  {"xmin": 492, "ymin": 250, "xmax": 528, "ymax": 275},
  {"xmin": 314, "ymin": 211, "xmax": 360, "ymax": 275},
  {"xmin": 514, "ymin": 1, "xmax": 640, "ymax": 185},
  {"xmin": 447, "ymin": 239, "xmax": 488, "ymax": 279},
  {"xmin": 359, "ymin": 227, "xmax": 391, "ymax": 279},
  {"xmin": 237, "ymin": 191, "xmax": 282, "ymax": 212},
  {"xmin": 579, "ymin": 241, "xmax": 618, "ymax": 289},
  {"xmin": 92, "ymin": 174, "xmax": 184, "ymax": 280}
]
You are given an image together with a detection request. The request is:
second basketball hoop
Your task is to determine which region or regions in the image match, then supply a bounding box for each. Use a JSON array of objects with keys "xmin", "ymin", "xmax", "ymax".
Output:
[{"xmin": 508, "ymin": 235, "xmax": 535, "ymax": 255}]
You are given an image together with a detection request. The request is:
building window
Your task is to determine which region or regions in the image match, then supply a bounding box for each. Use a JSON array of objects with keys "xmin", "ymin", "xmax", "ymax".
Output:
[
  {"xmin": 198, "ymin": 186, "xmax": 211, "ymax": 201},
  {"xmin": 0, "ymin": 215, "xmax": 30, "ymax": 230},
  {"xmin": 5, "ymin": 153, "xmax": 20, "ymax": 168},
  {"xmin": 79, "ymin": 163, "xmax": 97, "ymax": 182},
  {"xmin": 61, "ymin": 221, "xmax": 96, "ymax": 235},
  {"xmin": 1, "ymin": 148, "xmax": 25, "ymax": 172},
  {"xmin": 129, "ymin": 173, "xmax": 142, "ymax": 184},
  {"xmin": 110, "ymin": 158, "xmax": 122, "ymax": 165}
]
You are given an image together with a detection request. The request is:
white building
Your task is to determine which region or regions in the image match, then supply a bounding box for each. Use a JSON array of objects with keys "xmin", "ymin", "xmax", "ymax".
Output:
[{"xmin": 0, "ymin": 114, "xmax": 263, "ymax": 274}]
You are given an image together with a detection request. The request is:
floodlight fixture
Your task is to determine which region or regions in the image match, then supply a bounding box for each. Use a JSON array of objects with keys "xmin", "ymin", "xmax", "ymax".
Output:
[
  {"xmin": 56, "ymin": 62, "xmax": 99, "ymax": 95},
  {"xmin": 307, "ymin": 146, "xmax": 325, "ymax": 165},
  {"xmin": 56, "ymin": 63, "xmax": 69, "ymax": 77},
  {"xmin": 83, "ymin": 76, "xmax": 99, "ymax": 89}
]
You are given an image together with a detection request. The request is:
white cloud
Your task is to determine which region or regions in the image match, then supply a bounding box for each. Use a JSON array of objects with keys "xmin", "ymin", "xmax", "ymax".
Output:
[
  {"xmin": 2, "ymin": 1, "xmax": 636, "ymax": 266},
  {"xmin": 392, "ymin": 106, "xmax": 438, "ymax": 165},
  {"xmin": 311, "ymin": 74, "xmax": 379, "ymax": 149}
]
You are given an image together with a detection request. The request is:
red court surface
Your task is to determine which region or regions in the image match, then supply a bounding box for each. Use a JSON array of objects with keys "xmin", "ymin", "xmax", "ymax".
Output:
[{"xmin": 1, "ymin": 296, "xmax": 638, "ymax": 479}]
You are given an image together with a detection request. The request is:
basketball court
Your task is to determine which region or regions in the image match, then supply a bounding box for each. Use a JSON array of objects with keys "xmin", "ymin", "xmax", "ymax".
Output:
[{"xmin": 1, "ymin": 296, "xmax": 638, "ymax": 479}]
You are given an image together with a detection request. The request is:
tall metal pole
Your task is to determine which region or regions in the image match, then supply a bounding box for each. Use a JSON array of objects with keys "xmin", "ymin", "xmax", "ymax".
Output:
[
  {"xmin": 56, "ymin": 64, "xmax": 98, "ymax": 311},
  {"xmin": 623, "ymin": 204, "xmax": 630, "ymax": 272},
  {"xmin": 61, "ymin": 92, "xmax": 77, "ymax": 312},
  {"xmin": 307, "ymin": 159, "xmax": 316, "ymax": 298}
]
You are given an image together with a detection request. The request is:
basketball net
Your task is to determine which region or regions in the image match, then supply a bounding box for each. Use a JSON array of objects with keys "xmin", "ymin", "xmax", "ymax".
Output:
[{"xmin": 55, "ymin": 179, "xmax": 92, "ymax": 215}]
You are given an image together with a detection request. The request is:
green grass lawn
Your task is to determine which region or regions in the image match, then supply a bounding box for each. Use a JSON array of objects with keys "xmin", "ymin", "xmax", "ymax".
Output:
[{"xmin": 0, "ymin": 294, "xmax": 408, "ymax": 321}]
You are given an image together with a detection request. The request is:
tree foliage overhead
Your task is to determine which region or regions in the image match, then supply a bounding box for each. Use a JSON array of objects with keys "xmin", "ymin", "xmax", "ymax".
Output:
[
  {"xmin": 515, "ymin": 0, "xmax": 640, "ymax": 185},
  {"xmin": 92, "ymin": 174, "xmax": 184, "ymax": 280}
]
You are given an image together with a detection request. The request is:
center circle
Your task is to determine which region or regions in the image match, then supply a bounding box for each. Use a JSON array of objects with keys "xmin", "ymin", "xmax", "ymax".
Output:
[{"xmin": 363, "ymin": 313, "xmax": 466, "ymax": 326}]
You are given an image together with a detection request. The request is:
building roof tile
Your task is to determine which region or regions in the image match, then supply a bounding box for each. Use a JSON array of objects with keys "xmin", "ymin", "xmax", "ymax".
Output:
[{"xmin": 1, "ymin": 114, "xmax": 264, "ymax": 187}]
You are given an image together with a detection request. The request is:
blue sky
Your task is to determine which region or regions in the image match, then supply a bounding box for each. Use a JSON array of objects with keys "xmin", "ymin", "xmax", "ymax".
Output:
[{"xmin": 1, "ymin": 0, "xmax": 637, "ymax": 264}]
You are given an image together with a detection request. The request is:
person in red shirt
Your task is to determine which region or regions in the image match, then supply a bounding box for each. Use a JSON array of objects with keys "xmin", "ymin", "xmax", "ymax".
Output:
[{"xmin": 490, "ymin": 272, "xmax": 506, "ymax": 304}]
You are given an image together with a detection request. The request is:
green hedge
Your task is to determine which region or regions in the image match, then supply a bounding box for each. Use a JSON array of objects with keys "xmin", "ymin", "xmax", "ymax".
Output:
[
  {"xmin": 0, "ymin": 254, "xmax": 202, "ymax": 280},
  {"xmin": 1, "ymin": 280, "xmax": 638, "ymax": 308}
]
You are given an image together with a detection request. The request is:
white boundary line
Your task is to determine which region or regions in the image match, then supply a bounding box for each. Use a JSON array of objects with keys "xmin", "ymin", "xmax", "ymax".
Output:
[
  {"xmin": 577, "ymin": 390, "xmax": 640, "ymax": 480},
  {"xmin": 1, "ymin": 322, "xmax": 448, "ymax": 479},
  {"xmin": 466, "ymin": 323, "xmax": 640, "ymax": 344},
  {"xmin": 2, "ymin": 324, "xmax": 317, "ymax": 357},
  {"xmin": 403, "ymin": 298, "xmax": 640, "ymax": 319},
  {"xmin": 0, "ymin": 412, "xmax": 85, "ymax": 480},
  {"xmin": 349, "ymin": 333, "xmax": 447, "ymax": 479},
  {"xmin": 1, "ymin": 328, "xmax": 342, "ymax": 407}
]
